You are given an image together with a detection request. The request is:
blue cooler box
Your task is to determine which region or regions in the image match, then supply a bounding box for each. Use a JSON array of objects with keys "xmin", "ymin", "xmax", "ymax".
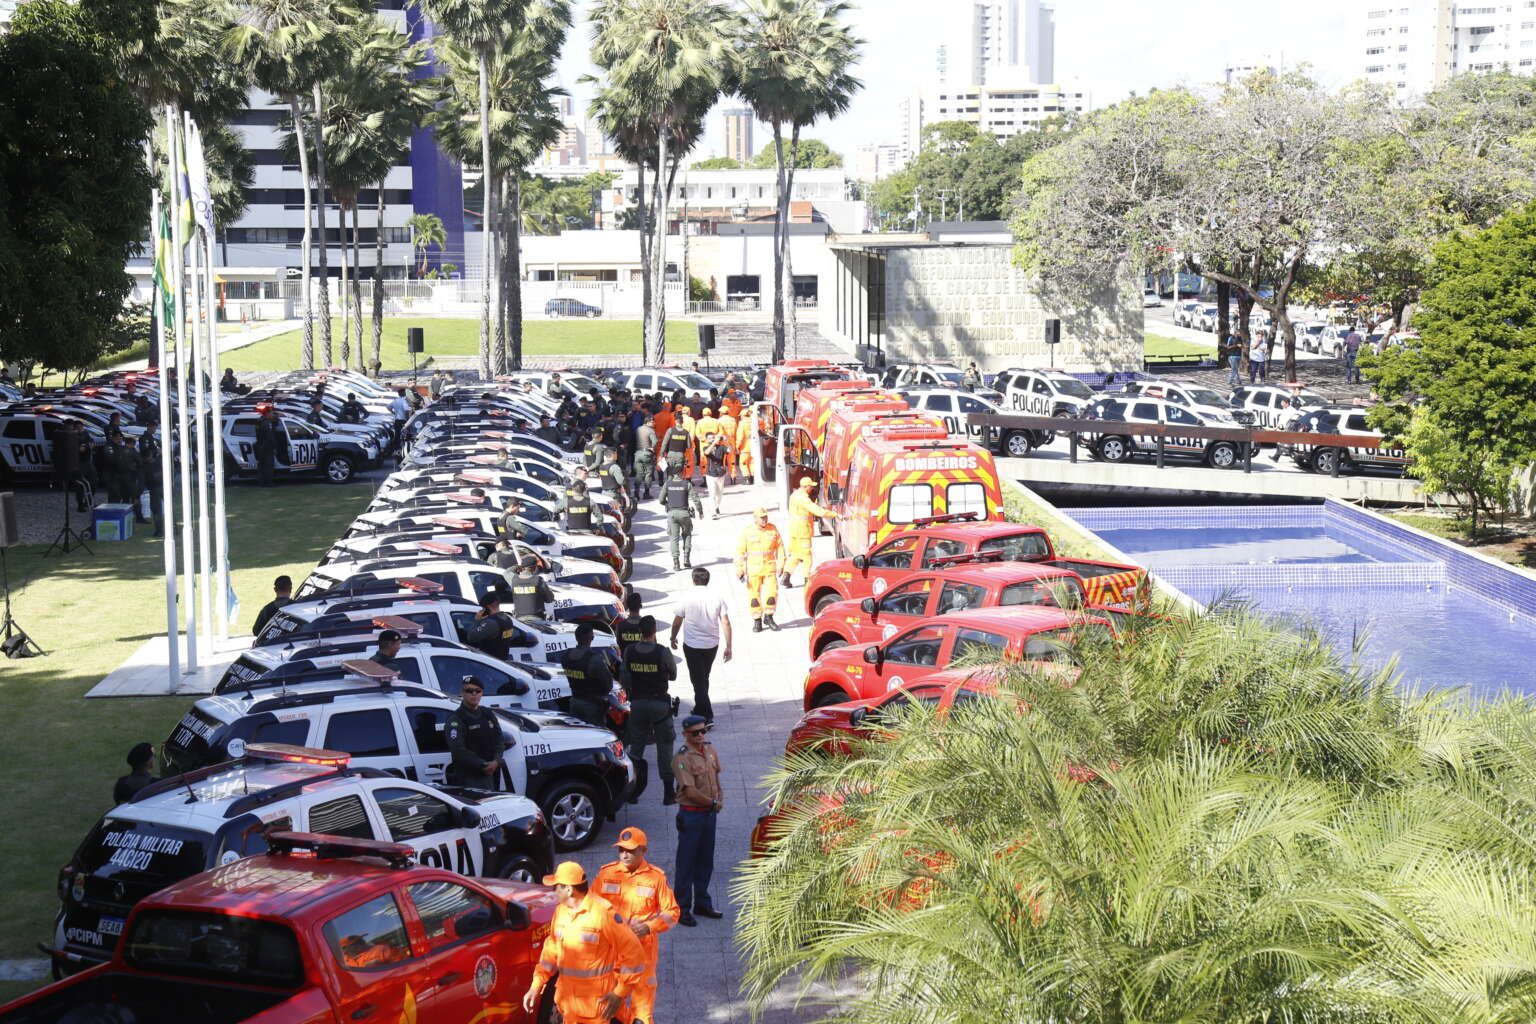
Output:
[{"xmin": 93, "ymin": 503, "xmax": 134, "ymax": 541}]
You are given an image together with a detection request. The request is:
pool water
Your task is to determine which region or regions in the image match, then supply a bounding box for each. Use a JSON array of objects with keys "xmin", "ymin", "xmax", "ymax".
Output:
[{"xmin": 1068, "ymin": 505, "xmax": 1536, "ymax": 700}]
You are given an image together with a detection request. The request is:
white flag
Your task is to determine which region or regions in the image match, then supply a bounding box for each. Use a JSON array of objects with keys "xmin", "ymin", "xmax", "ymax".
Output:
[{"xmin": 184, "ymin": 117, "xmax": 215, "ymax": 235}]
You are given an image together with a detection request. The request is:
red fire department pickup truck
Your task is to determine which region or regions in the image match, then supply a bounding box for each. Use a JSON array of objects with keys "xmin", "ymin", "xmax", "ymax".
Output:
[
  {"xmin": 785, "ymin": 672, "xmax": 1004, "ymax": 757},
  {"xmin": 803, "ymin": 516, "xmax": 1145, "ymax": 617},
  {"xmin": 808, "ymin": 557, "xmax": 1093, "ymax": 657},
  {"xmin": 802, "ymin": 605, "xmax": 1112, "ymax": 709},
  {"xmin": 0, "ymin": 832, "xmax": 558, "ymax": 1024}
]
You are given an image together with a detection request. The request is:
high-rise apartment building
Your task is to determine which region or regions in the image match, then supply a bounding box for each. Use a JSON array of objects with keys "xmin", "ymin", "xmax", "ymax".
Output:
[
  {"xmin": 1361, "ymin": 0, "xmax": 1536, "ymax": 99},
  {"xmin": 970, "ymin": 0, "xmax": 1055, "ymax": 85},
  {"xmin": 723, "ymin": 108, "xmax": 755, "ymax": 165}
]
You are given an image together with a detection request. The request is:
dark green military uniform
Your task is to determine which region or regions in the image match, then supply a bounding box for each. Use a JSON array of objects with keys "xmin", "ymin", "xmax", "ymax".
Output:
[
  {"xmin": 560, "ymin": 644, "xmax": 615, "ymax": 729},
  {"xmin": 508, "ymin": 572, "xmax": 555, "ymax": 621},
  {"xmin": 614, "ymin": 614, "xmax": 646, "ymax": 655},
  {"xmin": 661, "ymin": 475, "xmax": 702, "ymax": 570},
  {"xmin": 622, "ymin": 640, "xmax": 678, "ymax": 793},
  {"xmin": 660, "ymin": 425, "xmax": 691, "ymax": 478},
  {"xmin": 633, "ymin": 423, "xmax": 658, "ymax": 497},
  {"xmin": 446, "ymin": 702, "xmax": 506, "ymax": 788},
  {"xmin": 556, "ymin": 486, "xmax": 594, "ymax": 532}
]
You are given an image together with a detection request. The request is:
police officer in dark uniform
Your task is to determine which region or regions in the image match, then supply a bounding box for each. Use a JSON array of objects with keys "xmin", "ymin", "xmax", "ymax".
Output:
[
  {"xmin": 446, "ymin": 676, "xmax": 506, "ymax": 788},
  {"xmin": 467, "ymin": 591, "xmax": 517, "ymax": 659},
  {"xmin": 113, "ymin": 743, "xmax": 158, "ymax": 803},
  {"xmin": 253, "ymin": 406, "xmax": 278, "ymax": 487},
  {"xmin": 338, "ymin": 393, "xmax": 366, "ymax": 424},
  {"xmin": 614, "ymin": 592, "xmax": 645, "ymax": 655},
  {"xmin": 556, "ymin": 479, "xmax": 595, "ymax": 534},
  {"xmin": 535, "ymin": 415, "xmax": 561, "ymax": 446},
  {"xmin": 508, "ymin": 559, "xmax": 555, "ymax": 621},
  {"xmin": 137, "ymin": 422, "xmax": 164, "ymax": 536},
  {"xmin": 602, "ymin": 449, "xmax": 631, "ymax": 515},
  {"xmin": 622, "ymin": 616, "xmax": 678, "ymax": 805},
  {"xmin": 661, "ymin": 471, "xmax": 703, "ymax": 572},
  {"xmin": 660, "ymin": 421, "xmax": 692, "ymax": 479},
  {"xmin": 582, "ymin": 428, "xmax": 608, "ymax": 474},
  {"xmin": 633, "ymin": 414, "xmax": 659, "ymax": 499},
  {"xmin": 368, "ymin": 628, "xmax": 404, "ymax": 670},
  {"xmin": 491, "ymin": 539, "xmax": 521, "ymax": 570},
  {"xmin": 559, "ymin": 623, "xmax": 615, "ymax": 729},
  {"xmin": 114, "ymin": 434, "xmax": 143, "ymax": 513},
  {"xmin": 252, "ymin": 575, "xmax": 293, "ymax": 635},
  {"xmin": 499, "ymin": 497, "xmax": 532, "ymax": 541}
]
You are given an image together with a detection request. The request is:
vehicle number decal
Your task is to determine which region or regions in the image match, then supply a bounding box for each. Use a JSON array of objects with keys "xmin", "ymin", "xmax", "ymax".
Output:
[
  {"xmin": 545, "ymin": 641, "xmax": 568, "ymax": 653},
  {"xmin": 536, "ymin": 687, "xmax": 563, "ymax": 702},
  {"xmin": 176, "ymin": 712, "xmax": 217, "ymax": 741},
  {"xmin": 477, "ymin": 814, "xmax": 501, "ymax": 831},
  {"xmin": 524, "ymin": 743, "xmax": 552, "ymax": 755}
]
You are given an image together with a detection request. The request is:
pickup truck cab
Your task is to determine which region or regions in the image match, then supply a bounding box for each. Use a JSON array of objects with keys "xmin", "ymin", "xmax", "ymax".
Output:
[
  {"xmin": 804, "ymin": 518, "xmax": 1145, "ymax": 616},
  {"xmin": 785, "ymin": 674, "xmax": 1000, "ymax": 757},
  {"xmin": 802, "ymin": 605, "xmax": 1112, "ymax": 709},
  {"xmin": 6, "ymin": 831, "xmax": 558, "ymax": 1024},
  {"xmin": 47, "ymin": 745, "xmax": 553, "ymax": 975},
  {"xmin": 807, "ymin": 558, "xmax": 1090, "ymax": 657}
]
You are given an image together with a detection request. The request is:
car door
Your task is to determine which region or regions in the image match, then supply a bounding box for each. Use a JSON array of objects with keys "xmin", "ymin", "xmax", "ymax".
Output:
[
  {"xmin": 865, "ymin": 577, "xmax": 935, "ymax": 643},
  {"xmin": 400, "ymin": 879, "xmax": 510, "ymax": 1020},
  {"xmin": 280, "ymin": 419, "xmax": 320, "ymax": 469},
  {"xmin": 877, "ymin": 623, "xmax": 952, "ymax": 692},
  {"xmin": 429, "ymin": 653, "xmax": 533, "ymax": 706},
  {"xmin": 1163, "ymin": 405, "xmax": 1204, "ymax": 454},
  {"xmin": 318, "ymin": 890, "xmax": 431, "ymax": 1024},
  {"xmin": 858, "ymin": 534, "xmax": 921, "ymax": 598},
  {"xmin": 302, "ymin": 790, "xmax": 383, "ymax": 840},
  {"xmin": 1127, "ymin": 401, "xmax": 1161, "ymax": 452},
  {"xmin": 1029, "ymin": 377, "xmax": 1053, "ymax": 415},
  {"xmin": 923, "ymin": 394, "xmax": 958, "ymax": 436},
  {"xmin": 0, "ymin": 419, "xmax": 47, "ymax": 475},
  {"xmin": 369, "ymin": 783, "xmax": 478, "ymax": 874},
  {"xmin": 320, "ymin": 705, "xmax": 409, "ymax": 778},
  {"xmin": 955, "ymin": 395, "xmax": 993, "ymax": 442},
  {"xmin": 401, "ymin": 705, "xmax": 454, "ymax": 785}
]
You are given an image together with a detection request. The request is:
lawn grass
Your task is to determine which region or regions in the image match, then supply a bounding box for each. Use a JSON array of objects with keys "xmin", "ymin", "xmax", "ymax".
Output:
[
  {"xmin": 0, "ymin": 479, "xmax": 374, "ymax": 975},
  {"xmin": 1144, "ymin": 332, "xmax": 1214, "ymax": 359},
  {"xmin": 220, "ymin": 318, "xmax": 692, "ymax": 373},
  {"xmin": 1389, "ymin": 511, "xmax": 1536, "ymax": 571}
]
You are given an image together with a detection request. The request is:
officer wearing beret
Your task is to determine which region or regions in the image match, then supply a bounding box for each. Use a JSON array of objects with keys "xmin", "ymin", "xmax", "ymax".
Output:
[{"xmin": 368, "ymin": 628, "xmax": 403, "ymax": 670}]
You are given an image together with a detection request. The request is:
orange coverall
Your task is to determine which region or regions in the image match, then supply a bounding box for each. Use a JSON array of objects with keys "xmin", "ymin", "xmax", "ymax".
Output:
[
  {"xmin": 785, "ymin": 488, "xmax": 835, "ymax": 580},
  {"xmin": 736, "ymin": 521, "xmax": 785, "ymax": 619},
  {"xmin": 594, "ymin": 861, "xmax": 681, "ymax": 1023},
  {"xmin": 735, "ymin": 411, "xmax": 756, "ymax": 479},
  {"xmin": 528, "ymin": 893, "xmax": 647, "ymax": 1024},
  {"xmin": 717, "ymin": 410, "xmax": 739, "ymax": 475}
]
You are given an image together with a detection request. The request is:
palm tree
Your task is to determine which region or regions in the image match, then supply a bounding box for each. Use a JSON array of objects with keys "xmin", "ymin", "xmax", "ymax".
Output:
[
  {"xmin": 736, "ymin": 0, "xmax": 861, "ymax": 362},
  {"xmin": 590, "ymin": 0, "xmax": 736, "ymax": 363},
  {"xmin": 408, "ymin": 212, "xmax": 447, "ymax": 277},
  {"xmin": 226, "ymin": 0, "xmax": 352, "ymax": 369},
  {"xmin": 419, "ymin": 0, "xmax": 530, "ymax": 379}
]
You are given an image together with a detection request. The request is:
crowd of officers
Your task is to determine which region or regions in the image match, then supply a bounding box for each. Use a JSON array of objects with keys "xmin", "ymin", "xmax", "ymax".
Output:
[{"xmin": 53, "ymin": 410, "xmax": 165, "ymax": 536}]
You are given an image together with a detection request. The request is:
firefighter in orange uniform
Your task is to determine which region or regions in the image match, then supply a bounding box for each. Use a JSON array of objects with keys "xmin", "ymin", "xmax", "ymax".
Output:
[
  {"xmin": 734, "ymin": 407, "xmax": 756, "ymax": 484},
  {"xmin": 783, "ymin": 476, "xmax": 835, "ymax": 588},
  {"xmin": 735, "ymin": 507, "xmax": 785, "ymax": 632},
  {"xmin": 523, "ymin": 862, "xmax": 647, "ymax": 1024},
  {"xmin": 716, "ymin": 404, "xmax": 739, "ymax": 480},
  {"xmin": 594, "ymin": 828, "xmax": 680, "ymax": 1024}
]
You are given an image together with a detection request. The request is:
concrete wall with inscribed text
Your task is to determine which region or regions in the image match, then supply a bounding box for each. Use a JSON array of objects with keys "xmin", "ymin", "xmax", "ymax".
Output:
[{"xmin": 884, "ymin": 245, "xmax": 1142, "ymax": 372}]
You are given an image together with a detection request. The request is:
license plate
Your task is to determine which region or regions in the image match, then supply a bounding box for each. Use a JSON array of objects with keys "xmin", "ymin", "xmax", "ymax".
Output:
[{"xmin": 98, "ymin": 916, "xmax": 125, "ymax": 937}]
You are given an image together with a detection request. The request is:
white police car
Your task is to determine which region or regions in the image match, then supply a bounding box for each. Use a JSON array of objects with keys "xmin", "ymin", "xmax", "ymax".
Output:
[
  {"xmin": 1084, "ymin": 394, "xmax": 1253, "ymax": 468},
  {"xmin": 899, "ymin": 388, "xmax": 1041, "ymax": 458},
  {"xmin": 51, "ymin": 742, "xmax": 553, "ymax": 972},
  {"xmin": 1230, "ymin": 384, "xmax": 1328, "ymax": 430},
  {"xmin": 162, "ymin": 681, "xmax": 633, "ymax": 850},
  {"xmin": 992, "ymin": 367, "xmax": 1095, "ymax": 419},
  {"xmin": 325, "ymin": 519, "xmax": 623, "ymax": 580},
  {"xmin": 255, "ymin": 583, "xmax": 618, "ymax": 658},
  {"xmin": 1286, "ymin": 406, "xmax": 1412, "ymax": 476},
  {"xmin": 605, "ymin": 367, "xmax": 715, "ymax": 400},
  {"xmin": 0, "ymin": 411, "xmax": 99, "ymax": 479},
  {"xmin": 220, "ymin": 411, "xmax": 374, "ymax": 484}
]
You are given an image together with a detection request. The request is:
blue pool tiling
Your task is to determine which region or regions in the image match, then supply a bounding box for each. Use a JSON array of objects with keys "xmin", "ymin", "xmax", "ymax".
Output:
[{"xmin": 1066, "ymin": 500, "xmax": 1536, "ymax": 699}]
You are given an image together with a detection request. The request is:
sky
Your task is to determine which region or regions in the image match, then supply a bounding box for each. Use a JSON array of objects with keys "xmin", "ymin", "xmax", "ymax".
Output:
[{"xmin": 554, "ymin": 0, "xmax": 1361, "ymax": 159}]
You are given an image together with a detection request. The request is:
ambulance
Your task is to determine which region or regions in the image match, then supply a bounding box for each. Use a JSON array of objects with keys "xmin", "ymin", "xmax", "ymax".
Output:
[
  {"xmin": 782, "ymin": 390, "xmax": 910, "ymax": 497},
  {"xmin": 754, "ymin": 360, "xmax": 858, "ymax": 481},
  {"xmin": 834, "ymin": 435, "xmax": 1006, "ymax": 557},
  {"xmin": 821, "ymin": 412, "xmax": 946, "ymax": 506}
]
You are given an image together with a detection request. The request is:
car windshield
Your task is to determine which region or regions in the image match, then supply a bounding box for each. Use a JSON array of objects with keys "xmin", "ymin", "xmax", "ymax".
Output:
[
  {"xmin": 1053, "ymin": 378, "xmax": 1093, "ymax": 398},
  {"xmin": 1304, "ymin": 324, "xmax": 1325, "ymax": 335},
  {"xmin": 1184, "ymin": 387, "xmax": 1229, "ymax": 408},
  {"xmin": 932, "ymin": 369, "xmax": 963, "ymax": 384},
  {"xmin": 679, "ymin": 373, "xmax": 714, "ymax": 391},
  {"xmin": 1290, "ymin": 390, "xmax": 1325, "ymax": 408}
]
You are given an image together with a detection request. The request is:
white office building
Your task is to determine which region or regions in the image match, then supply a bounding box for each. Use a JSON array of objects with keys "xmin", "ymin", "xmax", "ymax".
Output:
[
  {"xmin": 907, "ymin": 83, "xmax": 1088, "ymax": 145},
  {"xmin": 1362, "ymin": 0, "xmax": 1536, "ymax": 99},
  {"xmin": 970, "ymin": 0, "xmax": 1055, "ymax": 85}
]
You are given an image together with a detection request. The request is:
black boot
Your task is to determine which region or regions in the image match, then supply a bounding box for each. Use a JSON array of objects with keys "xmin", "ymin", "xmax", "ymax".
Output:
[
  {"xmin": 752, "ymin": 618, "xmax": 763, "ymax": 633},
  {"xmin": 672, "ymin": 560, "xmax": 681, "ymax": 571},
  {"xmin": 662, "ymin": 777, "xmax": 676, "ymax": 806},
  {"xmin": 780, "ymin": 572, "xmax": 792, "ymax": 588},
  {"xmin": 628, "ymin": 758, "xmax": 647, "ymax": 804},
  {"xmin": 765, "ymin": 615, "xmax": 781, "ymax": 632}
]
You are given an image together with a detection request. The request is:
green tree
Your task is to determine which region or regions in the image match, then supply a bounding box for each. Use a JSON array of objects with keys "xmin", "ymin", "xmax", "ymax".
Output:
[
  {"xmin": 748, "ymin": 136, "xmax": 842, "ymax": 168},
  {"xmin": 409, "ymin": 213, "xmax": 447, "ymax": 278},
  {"xmin": 736, "ymin": 0, "xmax": 861, "ymax": 361},
  {"xmin": 420, "ymin": 0, "xmax": 530, "ymax": 378},
  {"xmin": 0, "ymin": 0, "xmax": 153, "ymax": 371},
  {"xmin": 1397, "ymin": 408, "xmax": 1516, "ymax": 532},
  {"xmin": 692, "ymin": 156, "xmax": 741, "ymax": 169},
  {"xmin": 227, "ymin": 0, "xmax": 353, "ymax": 369},
  {"xmin": 591, "ymin": 0, "xmax": 736, "ymax": 362},
  {"xmin": 1366, "ymin": 202, "xmax": 1536, "ymax": 487}
]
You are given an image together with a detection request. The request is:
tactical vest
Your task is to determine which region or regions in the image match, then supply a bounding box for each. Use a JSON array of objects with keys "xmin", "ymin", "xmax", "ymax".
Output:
[
  {"xmin": 663, "ymin": 428, "xmax": 690, "ymax": 455},
  {"xmin": 564, "ymin": 489, "xmax": 593, "ymax": 530},
  {"xmin": 624, "ymin": 643, "xmax": 670, "ymax": 700},
  {"xmin": 664, "ymin": 479, "xmax": 692, "ymax": 512},
  {"xmin": 510, "ymin": 578, "xmax": 544, "ymax": 618},
  {"xmin": 614, "ymin": 615, "xmax": 646, "ymax": 653}
]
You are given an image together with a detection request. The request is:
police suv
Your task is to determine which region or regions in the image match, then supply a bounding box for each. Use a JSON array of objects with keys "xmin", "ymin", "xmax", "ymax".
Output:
[
  {"xmin": 348, "ymin": 498, "xmax": 629, "ymax": 560},
  {"xmin": 1286, "ymin": 406, "xmax": 1411, "ymax": 476},
  {"xmin": 992, "ymin": 367, "xmax": 1096, "ymax": 419},
  {"xmin": 254, "ymin": 583, "xmax": 618, "ymax": 657},
  {"xmin": 879, "ymin": 363, "xmax": 1003, "ymax": 403},
  {"xmin": 324, "ymin": 533, "xmax": 621, "ymax": 592},
  {"xmin": 1084, "ymin": 394, "xmax": 1253, "ymax": 468},
  {"xmin": 220, "ymin": 411, "xmax": 376, "ymax": 484},
  {"xmin": 163, "ymin": 682, "xmax": 633, "ymax": 850},
  {"xmin": 1230, "ymin": 384, "xmax": 1328, "ymax": 431},
  {"xmin": 604, "ymin": 367, "xmax": 715, "ymax": 400},
  {"xmin": 899, "ymin": 388, "xmax": 1042, "ymax": 458},
  {"xmin": 0, "ymin": 412, "xmax": 100, "ymax": 479},
  {"xmin": 51, "ymin": 742, "xmax": 553, "ymax": 972},
  {"xmin": 1122, "ymin": 378, "xmax": 1250, "ymax": 422}
]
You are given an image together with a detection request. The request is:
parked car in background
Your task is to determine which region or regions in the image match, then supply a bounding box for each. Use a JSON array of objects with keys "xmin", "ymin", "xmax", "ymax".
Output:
[
  {"xmin": 544, "ymin": 297, "xmax": 601, "ymax": 318},
  {"xmin": 1142, "ymin": 290, "xmax": 1163, "ymax": 307}
]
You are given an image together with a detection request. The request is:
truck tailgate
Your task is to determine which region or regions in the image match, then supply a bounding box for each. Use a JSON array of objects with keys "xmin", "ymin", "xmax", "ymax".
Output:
[
  {"xmin": 1042, "ymin": 559, "xmax": 1146, "ymax": 607},
  {"xmin": 0, "ymin": 971, "xmax": 300, "ymax": 1023}
]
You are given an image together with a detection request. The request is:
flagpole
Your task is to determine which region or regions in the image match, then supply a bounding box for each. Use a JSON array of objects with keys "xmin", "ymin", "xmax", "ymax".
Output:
[
  {"xmin": 169, "ymin": 105, "xmax": 198, "ymax": 675},
  {"xmin": 151, "ymin": 142, "xmax": 180, "ymax": 692},
  {"xmin": 201, "ymin": 193, "xmax": 231, "ymax": 643},
  {"xmin": 186, "ymin": 114, "xmax": 214, "ymax": 655}
]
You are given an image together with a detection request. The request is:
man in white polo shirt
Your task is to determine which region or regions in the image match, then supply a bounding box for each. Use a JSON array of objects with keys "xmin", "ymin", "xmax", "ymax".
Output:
[{"xmin": 669, "ymin": 567, "xmax": 732, "ymax": 722}]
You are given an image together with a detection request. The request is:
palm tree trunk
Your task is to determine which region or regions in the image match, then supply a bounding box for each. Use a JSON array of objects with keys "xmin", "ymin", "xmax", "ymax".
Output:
[
  {"xmin": 636, "ymin": 160, "xmax": 651, "ymax": 363},
  {"xmin": 770, "ymin": 119, "xmax": 788, "ymax": 364},
  {"xmin": 477, "ymin": 48, "xmax": 493, "ymax": 381},
  {"xmin": 783, "ymin": 123, "xmax": 802, "ymax": 357},
  {"xmin": 289, "ymin": 93, "xmax": 315, "ymax": 369},
  {"xmin": 490, "ymin": 173, "xmax": 506, "ymax": 376},
  {"xmin": 338, "ymin": 201, "xmax": 351, "ymax": 369},
  {"xmin": 351, "ymin": 205, "xmax": 364, "ymax": 371},
  {"xmin": 311, "ymin": 83, "xmax": 333, "ymax": 366},
  {"xmin": 651, "ymin": 123, "xmax": 669, "ymax": 364},
  {"xmin": 510, "ymin": 174, "xmax": 524, "ymax": 371},
  {"xmin": 373, "ymin": 181, "xmax": 385, "ymax": 373}
]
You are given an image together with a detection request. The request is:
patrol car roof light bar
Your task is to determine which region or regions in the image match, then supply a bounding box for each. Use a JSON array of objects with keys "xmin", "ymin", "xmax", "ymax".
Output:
[
  {"xmin": 265, "ymin": 831, "xmax": 416, "ymax": 870},
  {"xmin": 244, "ymin": 743, "xmax": 352, "ymax": 767}
]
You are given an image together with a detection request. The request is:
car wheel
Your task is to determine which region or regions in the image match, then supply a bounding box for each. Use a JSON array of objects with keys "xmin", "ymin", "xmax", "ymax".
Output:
[
  {"xmin": 498, "ymin": 853, "xmax": 541, "ymax": 884},
  {"xmin": 1311, "ymin": 449, "xmax": 1342, "ymax": 475},
  {"xmin": 1207, "ymin": 441, "xmax": 1239, "ymax": 469},
  {"xmin": 811, "ymin": 591, "xmax": 841, "ymax": 616},
  {"xmin": 324, "ymin": 453, "xmax": 355, "ymax": 483},
  {"xmin": 541, "ymin": 779, "xmax": 602, "ymax": 851},
  {"xmin": 811, "ymin": 684, "xmax": 851, "ymax": 708},
  {"xmin": 1003, "ymin": 430, "xmax": 1033, "ymax": 458},
  {"xmin": 816, "ymin": 638, "xmax": 847, "ymax": 657},
  {"xmin": 1097, "ymin": 436, "xmax": 1131, "ymax": 463}
]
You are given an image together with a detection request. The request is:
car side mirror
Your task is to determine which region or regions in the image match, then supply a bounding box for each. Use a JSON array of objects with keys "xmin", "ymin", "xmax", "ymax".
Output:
[
  {"xmin": 851, "ymin": 555, "xmax": 868, "ymax": 571},
  {"xmin": 504, "ymin": 901, "xmax": 530, "ymax": 930},
  {"xmin": 862, "ymin": 645, "xmax": 882, "ymax": 668},
  {"xmin": 515, "ymin": 632, "xmax": 538, "ymax": 647},
  {"xmin": 504, "ymin": 678, "xmax": 530, "ymax": 696},
  {"xmin": 458, "ymin": 806, "xmax": 482, "ymax": 829},
  {"xmin": 860, "ymin": 597, "xmax": 876, "ymax": 616}
]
